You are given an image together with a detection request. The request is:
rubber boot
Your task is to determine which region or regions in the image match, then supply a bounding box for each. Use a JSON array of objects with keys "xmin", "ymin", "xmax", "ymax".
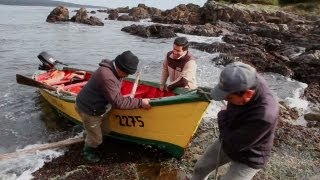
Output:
[{"xmin": 83, "ymin": 145, "xmax": 100, "ymax": 162}]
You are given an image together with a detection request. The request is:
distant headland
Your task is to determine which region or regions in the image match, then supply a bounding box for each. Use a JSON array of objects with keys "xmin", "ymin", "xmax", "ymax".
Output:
[{"xmin": 0, "ymin": 0, "xmax": 107, "ymax": 8}]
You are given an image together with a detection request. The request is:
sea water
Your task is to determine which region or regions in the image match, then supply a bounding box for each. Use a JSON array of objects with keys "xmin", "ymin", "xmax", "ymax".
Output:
[{"xmin": 0, "ymin": 3, "xmax": 309, "ymax": 179}]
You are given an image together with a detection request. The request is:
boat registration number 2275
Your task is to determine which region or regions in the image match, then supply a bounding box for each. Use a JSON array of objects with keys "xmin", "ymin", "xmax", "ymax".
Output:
[{"xmin": 114, "ymin": 115, "xmax": 144, "ymax": 127}]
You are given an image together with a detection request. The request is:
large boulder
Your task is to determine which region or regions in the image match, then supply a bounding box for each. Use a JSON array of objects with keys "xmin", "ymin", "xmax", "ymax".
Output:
[
  {"xmin": 71, "ymin": 8, "xmax": 88, "ymax": 22},
  {"xmin": 128, "ymin": 4, "xmax": 162, "ymax": 20},
  {"xmin": 46, "ymin": 6, "xmax": 69, "ymax": 23},
  {"xmin": 201, "ymin": 1, "xmax": 303, "ymax": 25},
  {"xmin": 117, "ymin": 15, "xmax": 139, "ymax": 22},
  {"xmin": 202, "ymin": 2, "xmax": 254, "ymax": 24},
  {"xmin": 304, "ymin": 83, "xmax": 320, "ymax": 104},
  {"xmin": 70, "ymin": 8, "xmax": 104, "ymax": 26},
  {"xmin": 83, "ymin": 16, "xmax": 104, "ymax": 26},
  {"xmin": 288, "ymin": 49, "xmax": 320, "ymax": 84},
  {"xmin": 136, "ymin": 4, "xmax": 162, "ymax": 18},
  {"xmin": 129, "ymin": 7, "xmax": 150, "ymax": 19},
  {"xmin": 175, "ymin": 22, "xmax": 235, "ymax": 37},
  {"xmin": 151, "ymin": 4, "xmax": 202, "ymax": 25},
  {"xmin": 107, "ymin": 10, "xmax": 119, "ymax": 20},
  {"xmin": 121, "ymin": 24, "xmax": 176, "ymax": 38},
  {"xmin": 116, "ymin": 6, "xmax": 130, "ymax": 13}
]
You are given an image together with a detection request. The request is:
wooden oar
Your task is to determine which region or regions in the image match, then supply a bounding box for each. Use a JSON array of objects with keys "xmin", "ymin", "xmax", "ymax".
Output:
[
  {"xmin": 16, "ymin": 74, "xmax": 76, "ymax": 96},
  {"xmin": 129, "ymin": 70, "xmax": 142, "ymax": 98},
  {"xmin": 0, "ymin": 137, "xmax": 84, "ymax": 160}
]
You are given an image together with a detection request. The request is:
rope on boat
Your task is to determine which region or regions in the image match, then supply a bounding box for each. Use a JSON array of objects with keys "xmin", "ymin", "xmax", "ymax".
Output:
[
  {"xmin": 180, "ymin": 87, "xmax": 212, "ymax": 101},
  {"xmin": 189, "ymin": 88, "xmax": 226, "ymax": 179},
  {"xmin": 196, "ymin": 88, "xmax": 212, "ymax": 101}
]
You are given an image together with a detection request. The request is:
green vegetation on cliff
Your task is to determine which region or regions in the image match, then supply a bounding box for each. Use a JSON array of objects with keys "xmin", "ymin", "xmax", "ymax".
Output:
[
  {"xmin": 215, "ymin": 0, "xmax": 319, "ymax": 6},
  {"xmin": 214, "ymin": 0, "xmax": 320, "ymax": 17}
]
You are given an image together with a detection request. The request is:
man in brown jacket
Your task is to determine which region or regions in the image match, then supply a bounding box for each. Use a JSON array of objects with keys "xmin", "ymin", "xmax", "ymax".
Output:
[
  {"xmin": 76, "ymin": 51, "xmax": 151, "ymax": 162},
  {"xmin": 160, "ymin": 37, "xmax": 197, "ymax": 91}
]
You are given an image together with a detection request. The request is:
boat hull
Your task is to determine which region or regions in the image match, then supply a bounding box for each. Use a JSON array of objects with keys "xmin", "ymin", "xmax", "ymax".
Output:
[{"xmin": 39, "ymin": 88, "xmax": 210, "ymax": 157}]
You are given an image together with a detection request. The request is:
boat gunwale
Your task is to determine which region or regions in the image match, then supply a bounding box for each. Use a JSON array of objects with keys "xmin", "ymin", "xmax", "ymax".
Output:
[{"xmin": 33, "ymin": 69, "xmax": 211, "ymax": 106}]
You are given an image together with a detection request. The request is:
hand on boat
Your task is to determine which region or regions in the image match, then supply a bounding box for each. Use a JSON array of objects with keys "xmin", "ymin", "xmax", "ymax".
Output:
[
  {"xmin": 159, "ymin": 85, "xmax": 164, "ymax": 91},
  {"xmin": 159, "ymin": 84, "xmax": 168, "ymax": 91},
  {"xmin": 55, "ymin": 85, "xmax": 65, "ymax": 95},
  {"xmin": 141, "ymin": 98, "xmax": 152, "ymax": 109}
]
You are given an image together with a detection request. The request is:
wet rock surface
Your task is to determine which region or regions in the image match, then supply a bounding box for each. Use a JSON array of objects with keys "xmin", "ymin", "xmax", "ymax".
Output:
[
  {"xmin": 47, "ymin": 6, "xmax": 104, "ymax": 26},
  {"xmin": 121, "ymin": 24, "xmax": 177, "ymax": 38},
  {"xmin": 107, "ymin": 10, "xmax": 119, "ymax": 20},
  {"xmin": 70, "ymin": 8, "xmax": 104, "ymax": 26},
  {"xmin": 119, "ymin": 1, "xmax": 320, "ymax": 103},
  {"xmin": 32, "ymin": 105, "xmax": 320, "ymax": 179},
  {"xmin": 46, "ymin": 6, "xmax": 69, "ymax": 23},
  {"xmin": 152, "ymin": 4, "xmax": 203, "ymax": 25}
]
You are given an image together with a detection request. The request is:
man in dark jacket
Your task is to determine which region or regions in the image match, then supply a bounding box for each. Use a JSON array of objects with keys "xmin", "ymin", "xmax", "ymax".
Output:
[
  {"xmin": 192, "ymin": 62, "xmax": 279, "ymax": 180},
  {"xmin": 76, "ymin": 51, "xmax": 151, "ymax": 162}
]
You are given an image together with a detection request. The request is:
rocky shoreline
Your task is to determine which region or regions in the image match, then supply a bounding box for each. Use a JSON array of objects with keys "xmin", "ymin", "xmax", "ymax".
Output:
[
  {"xmin": 32, "ymin": 105, "xmax": 320, "ymax": 179},
  {"xmin": 33, "ymin": 0, "xmax": 320, "ymax": 179},
  {"xmin": 47, "ymin": 1, "xmax": 320, "ymax": 104}
]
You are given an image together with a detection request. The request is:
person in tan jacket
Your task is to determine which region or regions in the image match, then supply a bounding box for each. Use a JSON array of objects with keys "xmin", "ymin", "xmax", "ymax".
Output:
[{"xmin": 160, "ymin": 37, "xmax": 197, "ymax": 91}]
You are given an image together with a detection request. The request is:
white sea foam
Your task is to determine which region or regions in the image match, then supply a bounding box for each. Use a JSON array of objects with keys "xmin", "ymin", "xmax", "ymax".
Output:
[
  {"xmin": 284, "ymin": 88, "xmax": 309, "ymax": 110},
  {"xmin": 0, "ymin": 149, "xmax": 64, "ymax": 180},
  {"xmin": 0, "ymin": 133, "xmax": 84, "ymax": 180},
  {"xmin": 177, "ymin": 33, "xmax": 224, "ymax": 44},
  {"xmin": 202, "ymin": 73, "xmax": 310, "ymax": 124},
  {"xmin": 139, "ymin": 18, "xmax": 152, "ymax": 23},
  {"xmin": 262, "ymin": 73, "xmax": 309, "ymax": 111}
]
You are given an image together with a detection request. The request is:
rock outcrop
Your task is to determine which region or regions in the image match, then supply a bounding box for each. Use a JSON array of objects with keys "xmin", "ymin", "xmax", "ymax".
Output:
[
  {"xmin": 70, "ymin": 8, "xmax": 104, "ymax": 26},
  {"xmin": 121, "ymin": 24, "xmax": 176, "ymax": 38},
  {"xmin": 152, "ymin": 4, "xmax": 202, "ymax": 25},
  {"xmin": 47, "ymin": 6, "xmax": 104, "ymax": 26},
  {"xmin": 107, "ymin": 9, "xmax": 119, "ymax": 20},
  {"xmin": 46, "ymin": 6, "xmax": 69, "ymax": 23},
  {"xmin": 120, "ymin": 1, "xmax": 320, "ymax": 102}
]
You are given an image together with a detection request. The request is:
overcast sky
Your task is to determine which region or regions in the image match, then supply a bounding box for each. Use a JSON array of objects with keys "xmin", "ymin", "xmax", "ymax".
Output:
[{"xmin": 56, "ymin": 0, "xmax": 208, "ymax": 10}]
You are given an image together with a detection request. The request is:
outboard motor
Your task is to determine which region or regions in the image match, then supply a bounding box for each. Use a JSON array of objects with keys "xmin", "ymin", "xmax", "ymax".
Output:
[{"xmin": 38, "ymin": 51, "xmax": 68, "ymax": 70}]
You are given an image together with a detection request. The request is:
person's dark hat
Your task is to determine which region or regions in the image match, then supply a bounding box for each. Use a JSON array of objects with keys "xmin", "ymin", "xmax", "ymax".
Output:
[
  {"xmin": 211, "ymin": 62, "xmax": 257, "ymax": 101},
  {"xmin": 114, "ymin": 51, "xmax": 139, "ymax": 74}
]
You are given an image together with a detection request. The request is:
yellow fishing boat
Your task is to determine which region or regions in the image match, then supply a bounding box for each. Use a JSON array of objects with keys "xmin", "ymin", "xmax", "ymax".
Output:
[{"xmin": 16, "ymin": 52, "xmax": 211, "ymax": 157}]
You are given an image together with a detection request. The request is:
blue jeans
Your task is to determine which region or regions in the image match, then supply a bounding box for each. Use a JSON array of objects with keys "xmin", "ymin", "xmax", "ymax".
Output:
[{"xmin": 192, "ymin": 140, "xmax": 260, "ymax": 180}]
